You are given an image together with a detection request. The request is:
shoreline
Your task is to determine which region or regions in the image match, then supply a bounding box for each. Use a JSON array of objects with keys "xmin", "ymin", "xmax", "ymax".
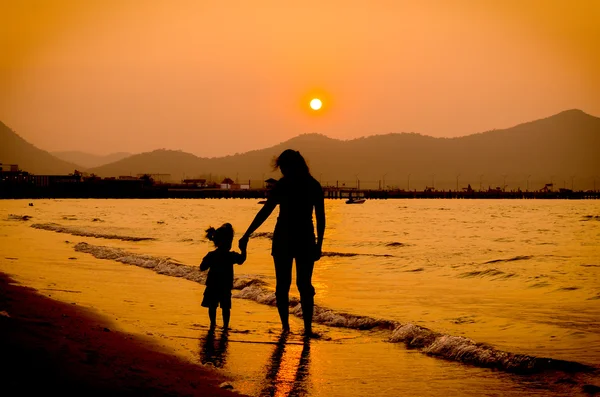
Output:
[
  {"xmin": 0, "ymin": 272, "xmax": 244, "ymax": 397},
  {"xmin": 1, "ymin": 186, "xmax": 599, "ymax": 200}
]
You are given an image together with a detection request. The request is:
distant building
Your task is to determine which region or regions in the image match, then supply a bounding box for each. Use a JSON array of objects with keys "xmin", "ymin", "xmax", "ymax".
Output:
[
  {"xmin": 183, "ymin": 178, "xmax": 206, "ymax": 187},
  {"xmin": 540, "ymin": 183, "xmax": 553, "ymax": 193},
  {"xmin": 231, "ymin": 183, "xmax": 250, "ymax": 190},
  {"xmin": 1, "ymin": 172, "xmax": 80, "ymax": 187},
  {"xmin": 220, "ymin": 178, "xmax": 235, "ymax": 189},
  {"xmin": 136, "ymin": 173, "xmax": 171, "ymax": 183},
  {"xmin": 0, "ymin": 163, "xmax": 19, "ymax": 172}
]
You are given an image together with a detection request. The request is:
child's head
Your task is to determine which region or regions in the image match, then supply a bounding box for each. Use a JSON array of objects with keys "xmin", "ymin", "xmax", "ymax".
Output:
[{"xmin": 206, "ymin": 223, "xmax": 234, "ymax": 250}]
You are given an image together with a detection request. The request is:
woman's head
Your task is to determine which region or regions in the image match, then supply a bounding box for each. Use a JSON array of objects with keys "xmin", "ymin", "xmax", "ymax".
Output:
[
  {"xmin": 273, "ymin": 149, "xmax": 310, "ymax": 178},
  {"xmin": 206, "ymin": 223, "xmax": 234, "ymax": 249}
]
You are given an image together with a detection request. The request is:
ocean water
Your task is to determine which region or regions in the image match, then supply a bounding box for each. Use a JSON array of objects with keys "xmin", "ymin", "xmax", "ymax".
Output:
[{"xmin": 1, "ymin": 198, "xmax": 599, "ymax": 396}]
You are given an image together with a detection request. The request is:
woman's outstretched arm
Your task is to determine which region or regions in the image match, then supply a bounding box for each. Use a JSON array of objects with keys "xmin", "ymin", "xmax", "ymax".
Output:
[{"xmin": 239, "ymin": 201, "xmax": 276, "ymax": 247}]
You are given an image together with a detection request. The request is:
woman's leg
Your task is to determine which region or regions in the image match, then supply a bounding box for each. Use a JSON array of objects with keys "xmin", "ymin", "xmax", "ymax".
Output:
[
  {"xmin": 273, "ymin": 256, "xmax": 293, "ymax": 330},
  {"xmin": 295, "ymin": 258, "xmax": 316, "ymax": 335}
]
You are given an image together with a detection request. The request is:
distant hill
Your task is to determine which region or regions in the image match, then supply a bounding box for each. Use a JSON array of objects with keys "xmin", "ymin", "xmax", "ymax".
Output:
[
  {"xmin": 87, "ymin": 109, "xmax": 600, "ymax": 191},
  {"xmin": 0, "ymin": 121, "xmax": 82, "ymax": 175},
  {"xmin": 88, "ymin": 149, "xmax": 213, "ymax": 181},
  {"xmin": 51, "ymin": 151, "xmax": 133, "ymax": 168},
  {"xmin": 2, "ymin": 110, "xmax": 599, "ymax": 190}
]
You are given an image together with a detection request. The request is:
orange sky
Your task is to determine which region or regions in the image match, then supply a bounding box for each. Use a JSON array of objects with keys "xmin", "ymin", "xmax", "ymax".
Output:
[{"xmin": 1, "ymin": 0, "xmax": 599, "ymax": 157}]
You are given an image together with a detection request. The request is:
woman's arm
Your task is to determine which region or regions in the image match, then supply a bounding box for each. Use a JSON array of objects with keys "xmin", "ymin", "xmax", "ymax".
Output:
[
  {"xmin": 239, "ymin": 200, "xmax": 276, "ymax": 247},
  {"xmin": 314, "ymin": 188, "xmax": 325, "ymax": 261}
]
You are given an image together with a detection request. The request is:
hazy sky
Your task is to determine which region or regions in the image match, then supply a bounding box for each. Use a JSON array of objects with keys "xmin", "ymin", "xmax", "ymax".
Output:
[{"xmin": 1, "ymin": 0, "xmax": 599, "ymax": 157}]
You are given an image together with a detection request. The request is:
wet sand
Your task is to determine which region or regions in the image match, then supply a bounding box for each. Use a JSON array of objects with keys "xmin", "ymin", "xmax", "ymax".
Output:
[
  {"xmin": 0, "ymin": 272, "xmax": 243, "ymax": 397},
  {"xmin": 2, "ymin": 267, "xmax": 597, "ymax": 397}
]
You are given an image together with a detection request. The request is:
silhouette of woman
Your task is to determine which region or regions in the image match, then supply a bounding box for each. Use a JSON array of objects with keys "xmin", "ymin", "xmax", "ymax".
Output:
[
  {"xmin": 259, "ymin": 331, "xmax": 311, "ymax": 397},
  {"xmin": 239, "ymin": 150, "xmax": 325, "ymax": 337}
]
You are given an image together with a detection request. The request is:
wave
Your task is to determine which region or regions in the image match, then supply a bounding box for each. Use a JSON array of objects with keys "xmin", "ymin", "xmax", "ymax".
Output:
[
  {"xmin": 251, "ymin": 232, "xmax": 273, "ymax": 239},
  {"xmin": 235, "ymin": 284, "xmax": 595, "ymax": 375},
  {"xmin": 388, "ymin": 324, "xmax": 594, "ymax": 374},
  {"xmin": 7, "ymin": 214, "xmax": 32, "ymax": 221},
  {"xmin": 251, "ymin": 232, "xmax": 399, "ymax": 256},
  {"xmin": 482, "ymin": 255, "xmax": 532, "ymax": 264},
  {"xmin": 234, "ymin": 284, "xmax": 397, "ymax": 331},
  {"xmin": 556, "ymin": 286, "xmax": 580, "ymax": 291},
  {"xmin": 528, "ymin": 282, "xmax": 550, "ymax": 289},
  {"xmin": 321, "ymin": 251, "xmax": 359, "ymax": 257},
  {"xmin": 581, "ymin": 215, "xmax": 600, "ymax": 222},
  {"xmin": 322, "ymin": 251, "xmax": 393, "ymax": 258},
  {"xmin": 250, "ymin": 233, "xmax": 399, "ymax": 255},
  {"xmin": 73, "ymin": 242, "xmax": 267, "ymax": 290},
  {"xmin": 459, "ymin": 269, "xmax": 517, "ymax": 279},
  {"xmin": 385, "ymin": 242, "xmax": 409, "ymax": 247},
  {"xmin": 73, "ymin": 242, "xmax": 597, "ymax": 378},
  {"xmin": 31, "ymin": 223, "xmax": 155, "ymax": 241}
]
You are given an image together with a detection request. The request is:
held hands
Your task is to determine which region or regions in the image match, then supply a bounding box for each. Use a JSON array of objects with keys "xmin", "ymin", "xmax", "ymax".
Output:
[{"xmin": 238, "ymin": 235, "xmax": 249, "ymax": 252}]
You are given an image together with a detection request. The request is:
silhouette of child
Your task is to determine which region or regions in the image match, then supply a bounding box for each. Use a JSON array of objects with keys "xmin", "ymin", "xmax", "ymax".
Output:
[{"xmin": 200, "ymin": 223, "xmax": 246, "ymax": 329}]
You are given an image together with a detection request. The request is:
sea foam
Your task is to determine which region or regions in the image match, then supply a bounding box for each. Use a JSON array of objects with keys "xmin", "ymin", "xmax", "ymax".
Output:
[
  {"xmin": 7, "ymin": 214, "xmax": 32, "ymax": 221},
  {"xmin": 73, "ymin": 242, "xmax": 596, "ymax": 376},
  {"xmin": 73, "ymin": 242, "xmax": 268, "ymax": 289},
  {"xmin": 32, "ymin": 223, "xmax": 155, "ymax": 241},
  {"xmin": 389, "ymin": 323, "xmax": 593, "ymax": 374}
]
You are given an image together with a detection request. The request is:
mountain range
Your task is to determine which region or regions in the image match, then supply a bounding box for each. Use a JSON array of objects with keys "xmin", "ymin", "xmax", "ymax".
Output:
[
  {"xmin": 1, "ymin": 109, "xmax": 599, "ymax": 190},
  {"xmin": 51, "ymin": 151, "xmax": 133, "ymax": 169},
  {"xmin": 1, "ymin": 121, "xmax": 81, "ymax": 175}
]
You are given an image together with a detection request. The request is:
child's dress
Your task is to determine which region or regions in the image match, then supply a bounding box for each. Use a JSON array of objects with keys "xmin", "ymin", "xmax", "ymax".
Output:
[{"xmin": 200, "ymin": 249, "xmax": 244, "ymax": 309}]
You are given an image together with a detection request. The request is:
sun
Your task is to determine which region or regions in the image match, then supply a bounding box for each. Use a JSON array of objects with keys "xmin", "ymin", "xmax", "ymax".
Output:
[{"xmin": 310, "ymin": 98, "xmax": 322, "ymax": 110}]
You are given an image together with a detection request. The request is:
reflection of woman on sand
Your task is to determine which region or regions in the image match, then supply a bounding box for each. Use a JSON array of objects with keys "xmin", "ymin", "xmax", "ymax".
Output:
[
  {"xmin": 239, "ymin": 150, "xmax": 325, "ymax": 337},
  {"xmin": 259, "ymin": 331, "xmax": 311, "ymax": 397}
]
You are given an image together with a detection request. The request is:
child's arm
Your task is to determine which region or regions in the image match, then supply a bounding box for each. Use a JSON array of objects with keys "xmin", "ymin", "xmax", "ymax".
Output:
[
  {"xmin": 236, "ymin": 246, "xmax": 247, "ymax": 265},
  {"xmin": 199, "ymin": 253, "xmax": 212, "ymax": 271}
]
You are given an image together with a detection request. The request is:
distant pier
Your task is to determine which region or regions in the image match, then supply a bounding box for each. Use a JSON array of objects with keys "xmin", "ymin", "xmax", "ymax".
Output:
[{"xmin": 1, "ymin": 183, "xmax": 599, "ymax": 200}]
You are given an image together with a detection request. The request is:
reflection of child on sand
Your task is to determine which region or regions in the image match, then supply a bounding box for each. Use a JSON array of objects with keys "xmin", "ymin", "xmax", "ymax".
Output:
[{"xmin": 200, "ymin": 223, "xmax": 246, "ymax": 329}]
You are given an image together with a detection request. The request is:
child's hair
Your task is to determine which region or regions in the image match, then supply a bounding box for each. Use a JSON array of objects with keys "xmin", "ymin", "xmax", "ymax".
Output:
[{"xmin": 205, "ymin": 223, "xmax": 234, "ymax": 248}]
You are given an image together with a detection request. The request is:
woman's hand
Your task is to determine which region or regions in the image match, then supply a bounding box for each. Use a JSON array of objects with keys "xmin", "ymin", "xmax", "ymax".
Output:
[
  {"xmin": 238, "ymin": 235, "xmax": 249, "ymax": 252},
  {"xmin": 314, "ymin": 242, "xmax": 322, "ymax": 261}
]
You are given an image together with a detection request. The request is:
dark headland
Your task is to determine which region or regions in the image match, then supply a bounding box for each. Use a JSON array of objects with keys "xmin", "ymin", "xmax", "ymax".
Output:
[{"xmin": 2, "ymin": 109, "xmax": 599, "ymax": 198}]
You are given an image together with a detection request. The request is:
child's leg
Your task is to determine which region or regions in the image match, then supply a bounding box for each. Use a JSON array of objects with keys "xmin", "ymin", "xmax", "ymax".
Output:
[
  {"xmin": 221, "ymin": 308, "xmax": 231, "ymax": 329},
  {"xmin": 208, "ymin": 306, "xmax": 217, "ymax": 327}
]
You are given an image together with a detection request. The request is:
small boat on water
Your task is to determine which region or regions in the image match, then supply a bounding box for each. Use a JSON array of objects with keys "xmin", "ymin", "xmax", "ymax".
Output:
[{"xmin": 346, "ymin": 198, "xmax": 365, "ymax": 204}]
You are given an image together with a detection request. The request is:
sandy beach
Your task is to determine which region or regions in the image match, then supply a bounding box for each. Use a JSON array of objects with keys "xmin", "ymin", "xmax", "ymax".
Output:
[
  {"xmin": 2, "ymin": 268, "xmax": 598, "ymax": 397},
  {"xmin": 0, "ymin": 272, "xmax": 244, "ymax": 397}
]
